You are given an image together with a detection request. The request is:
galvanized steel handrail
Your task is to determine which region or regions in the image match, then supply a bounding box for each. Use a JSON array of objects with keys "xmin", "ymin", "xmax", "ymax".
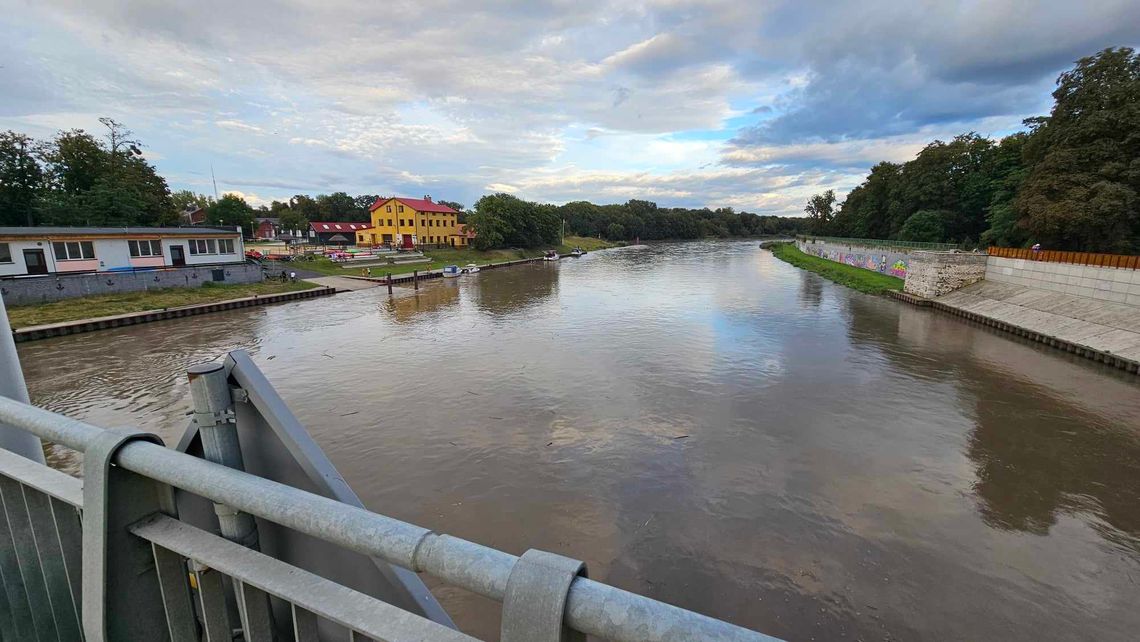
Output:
[
  {"xmin": 797, "ymin": 234, "xmax": 961, "ymax": 251},
  {"xmin": 0, "ymin": 395, "xmax": 776, "ymax": 641}
]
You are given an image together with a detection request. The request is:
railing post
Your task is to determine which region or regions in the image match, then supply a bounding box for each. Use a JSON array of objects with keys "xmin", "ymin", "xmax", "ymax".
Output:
[
  {"xmin": 187, "ymin": 362, "xmax": 259, "ymax": 548},
  {"xmin": 0, "ymin": 294, "xmax": 44, "ymax": 463},
  {"xmin": 187, "ymin": 362, "xmax": 269, "ymax": 637}
]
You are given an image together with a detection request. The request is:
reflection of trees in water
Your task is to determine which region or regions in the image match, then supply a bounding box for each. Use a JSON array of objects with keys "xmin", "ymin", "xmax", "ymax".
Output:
[
  {"xmin": 965, "ymin": 374, "xmax": 1140, "ymax": 549},
  {"xmin": 798, "ymin": 272, "xmax": 824, "ymax": 308},
  {"xmin": 838, "ymin": 293, "xmax": 1140, "ymax": 548},
  {"xmin": 470, "ymin": 264, "xmax": 559, "ymax": 317},
  {"xmin": 384, "ymin": 280, "xmax": 460, "ymax": 324}
]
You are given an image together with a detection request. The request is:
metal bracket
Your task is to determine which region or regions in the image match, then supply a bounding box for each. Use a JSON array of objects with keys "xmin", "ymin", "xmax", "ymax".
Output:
[
  {"xmin": 501, "ymin": 549, "xmax": 588, "ymax": 642},
  {"xmin": 82, "ymin": 427, "xmax": 174, "ymax": 641}
]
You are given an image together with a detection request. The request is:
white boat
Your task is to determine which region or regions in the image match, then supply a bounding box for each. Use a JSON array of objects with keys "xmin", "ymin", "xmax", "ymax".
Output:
[
  {"xmin": 543, "ymin": 250, "xmax": 559, "ymax": 261},
  {"xmin": 461, "ymin": 263, "xmax": 480, "ymax": 274},
  {"xmin": 442, "ymin": 265, "xmax": 461, "ymax": 278},
  {"xmin": 569, "ymin": 247, "xmax": 586, "ymax": 257}
]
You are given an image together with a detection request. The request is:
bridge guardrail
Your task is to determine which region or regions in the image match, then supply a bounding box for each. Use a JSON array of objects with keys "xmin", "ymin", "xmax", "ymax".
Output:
[{"xmin": 0, "ymin": 387, "xmax": 778, "ymax": 642}]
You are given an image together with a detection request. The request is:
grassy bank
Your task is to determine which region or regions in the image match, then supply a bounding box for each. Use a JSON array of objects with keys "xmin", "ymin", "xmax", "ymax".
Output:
[
  {"xmin": 303, "ymin": 235, "xmax": 617, "ymax": 277},
  {"xmin": 7, "ymin": 280, "xmax": 318, "ymax": 327},
  {"xmin": 769, "ymin": 243, "xmax": 903, "ymax": 294}
]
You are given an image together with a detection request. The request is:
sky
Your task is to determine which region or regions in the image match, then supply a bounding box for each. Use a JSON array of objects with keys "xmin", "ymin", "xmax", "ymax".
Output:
[{"xmin": 2, "ymin": 1, "xmax": 1138, "ymax": 215}]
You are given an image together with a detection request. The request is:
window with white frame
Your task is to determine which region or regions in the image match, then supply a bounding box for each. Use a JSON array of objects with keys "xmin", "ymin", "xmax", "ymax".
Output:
[
  {"xmin": 0, "ymin": 243, "xmax": 11, "ymax": 263},
  {"xmin": 187, "ymin": 238, "xmax": 235, "ymax": 255},
  {"xmin": 128, "ymin": 240, "xmax": 163, "ymax": 257},
  {"xmin": 52, "ymin": 241, "xmax": 95, "ymax": 260}
]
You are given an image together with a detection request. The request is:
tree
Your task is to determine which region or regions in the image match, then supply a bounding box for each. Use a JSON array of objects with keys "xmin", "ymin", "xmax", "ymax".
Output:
[
  {"xmin": 172, "ymin": 190, "xmax": 212, "ymax": 213},
  {"xmin": 468, "ymin": 193, "xmax": 560, "ymax": 249},
  {"xmin": 289, "ymin": 194, "xmax": 321, "ymax": 220},
  {"xmin": 279, "ymin": 209, "xmax": 309, "ymax": 236},
  {"xmin": 897, "ymin": 210, "xmax": 948, "ymax": 242},
  {"xmin": 207, "ymin": 194, "xmax": 254, "ymax": 234},
  {"xmin": 316, "ymin": 191, "xmax": 358, "ymax": 220},
  {"xmin": 1016, "ymin": 47, "xmax": 1140, "ymax": 252},
  {"xmin": 804, "ymin": 190, "xmax": 836, "ymax": 233},
  {"xmin": 0, "ymin": 131, "xmax": 44, "ymax": 225}
]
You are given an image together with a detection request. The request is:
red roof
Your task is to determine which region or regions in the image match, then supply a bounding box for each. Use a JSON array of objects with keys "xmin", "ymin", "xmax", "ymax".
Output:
[
  {"xmin": 309, "ymin": 221, "xmax": 373, "ymax": 232},
  {"xmin": 369, "ymin": 197, "xmax": 458, "ymax": 214},
  {"xmin": 452, "ymin": 224, "xmax": 476, "ymax": 238}
]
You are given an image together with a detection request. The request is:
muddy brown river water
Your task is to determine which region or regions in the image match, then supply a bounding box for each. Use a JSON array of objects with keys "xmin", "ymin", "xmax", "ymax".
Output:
[{"xmin": 17, "ymin": 240, "xmax": 1140, "ymax": 640}]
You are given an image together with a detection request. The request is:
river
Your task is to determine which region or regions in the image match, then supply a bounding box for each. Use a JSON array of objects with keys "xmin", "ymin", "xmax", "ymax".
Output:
[{"xmin": 16, "ymin": 240, "xmax": 1140, "ymax": 640}]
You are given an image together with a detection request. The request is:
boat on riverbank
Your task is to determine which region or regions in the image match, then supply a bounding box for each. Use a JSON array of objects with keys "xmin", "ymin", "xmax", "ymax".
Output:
[
  {"xmin": 462, "ymin": 263, "xmax": 480, "ymax": 274},
  {"xmin": 442, "ymin": 265, "xmax": 461, "ymax": 277},
  {"xmin": 543, "ymin": 250, "xmax": 560, "ymax": 261},
  {"xmin": 569, "ymin": 247, "xmax": 586, "ymax": 257}
]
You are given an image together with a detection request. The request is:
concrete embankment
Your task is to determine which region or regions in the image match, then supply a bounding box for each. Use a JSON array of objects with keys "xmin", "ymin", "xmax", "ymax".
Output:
[
  {"xmin": 891, "ymin": 280, "xmax": 1140, "ymax": 373},
  {"xmin": 12, "ymin": 286, "xmax": 335, "ymax": 342}
]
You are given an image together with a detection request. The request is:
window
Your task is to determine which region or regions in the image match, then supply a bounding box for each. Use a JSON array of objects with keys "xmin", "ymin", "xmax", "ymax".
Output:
[
  {"xmin": 53, "ymin": 241, "xmax": 94, "ymax": 260},
  {"xmin": 220, "ymin": 239, "xmax": 235, "ymax": 254},
  {"xmin": 386, "ymin": 205, "xmax": 392, "ymax": 213},
  {"xmin": 0, "ymin": 243, "xmax": 10, "ymax": 263},
  {"xmin": 421, "ymin": 219, "xmax": 426, "ymax": 227},
  {"xmin": 399, "ymin": 219, "xmax": 405, "ymax": 227},
  {"xmin": 397, "ymin": 205, "xmax": 404, "ymax": 213},
  {"xmin": 187, "ymin": 239, "xmax": 220, "ymax": 255},
  {"xmin": 128, "ymin": 240, "xmax": 163, "ymax": 257},
  {"xmin": 387, "ymin": 219, "xmax": 393, "ymax": 226}
]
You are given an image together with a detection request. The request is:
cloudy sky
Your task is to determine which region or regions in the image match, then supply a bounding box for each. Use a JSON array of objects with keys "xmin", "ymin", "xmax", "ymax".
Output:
[{"xmin": 2, "ymin": 1, "xmax": 1138, "ymax": 215}]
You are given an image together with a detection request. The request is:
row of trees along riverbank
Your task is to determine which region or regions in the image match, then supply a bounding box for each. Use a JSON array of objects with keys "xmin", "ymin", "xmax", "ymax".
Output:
[
  {"xmin": 802, "ymin": 47, "xmax": 1140, "ymax": 254},
  {"xmin": 466, "ymin": 193, "xmax": 811, "ymax": 250}
]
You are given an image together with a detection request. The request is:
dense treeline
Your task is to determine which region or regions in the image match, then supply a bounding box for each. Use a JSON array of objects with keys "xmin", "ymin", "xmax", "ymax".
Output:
[
  {"xmin": 467, "ymin": 193, "xmax": 810, "ymax": 250},
  {"xmin": 807, "ymin": 47, "xmax": 1140, "ymax": 253},
  {"xmin": 0, "ymin": 119, "xmax": 175, "ymax": 227}
]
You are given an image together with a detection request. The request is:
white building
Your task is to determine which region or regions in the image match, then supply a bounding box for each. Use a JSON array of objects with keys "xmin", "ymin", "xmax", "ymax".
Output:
[{"xmin": 0, "ymin": 226, "xmax": 246, "ymax": 278}]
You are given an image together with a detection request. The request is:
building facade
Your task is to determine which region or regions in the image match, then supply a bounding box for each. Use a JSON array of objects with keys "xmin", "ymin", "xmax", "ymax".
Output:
[
  {"xmin": 360, "ymin": 196, "xmax": 460, "ymax": 248},
  {"xmin": 309, "ymin": 221, "xmax": 373, "ymax": 245},
  {"xmin": 254, "ymin": 218, "xmax": 281, "ymax": 240},
  {"xmin": 0, "ymin": 226, "xmax": 245, "ymax": 277}
]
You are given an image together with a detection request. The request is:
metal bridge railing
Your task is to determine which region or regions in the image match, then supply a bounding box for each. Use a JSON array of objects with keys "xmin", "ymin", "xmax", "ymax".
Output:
[
  {"xmin": 796, "ymin": 235, "xmax": 963, "ymax": 251},
  {"xmin": 0, "ymin": 390, "xmax": 778, "ymax": 642}
]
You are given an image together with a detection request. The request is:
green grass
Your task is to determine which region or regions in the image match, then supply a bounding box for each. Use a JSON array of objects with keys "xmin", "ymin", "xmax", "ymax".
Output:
[
  {"xmin": 7, "ymin": 280, "xmax": 318, "ymax": 328},
  {"xmin": 769, "ymin": 243, "xmax": 904, "ymax": 294},
  {"xmin": 300, "ymin": 236, "xmax": 617, "ymax": 277}
]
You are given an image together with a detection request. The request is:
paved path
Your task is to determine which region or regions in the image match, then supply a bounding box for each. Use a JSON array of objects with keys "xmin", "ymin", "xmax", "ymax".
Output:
[{"xmin": 936, "ymin": 280, "xmax": 1140, "ymax": 367}]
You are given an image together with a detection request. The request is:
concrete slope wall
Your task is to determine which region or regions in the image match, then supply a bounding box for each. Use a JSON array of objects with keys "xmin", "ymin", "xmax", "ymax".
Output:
[
  {"xmin": 1, "ymin": 263, "xmax": 265, "ymax": 305},
  {"xmin": 986, "ymin": 256, "xmax": 1140, "ymax": 306},
  {"xmin": 796, "ymin": 238, "xmax": 913, "ymax": 279}
]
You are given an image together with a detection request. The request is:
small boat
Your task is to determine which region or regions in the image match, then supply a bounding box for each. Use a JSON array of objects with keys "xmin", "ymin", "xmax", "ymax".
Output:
[
  {"xmin": 543, "ymin": 250, "xmax": 560, "ymax": 261},
  {"xmin": 569, "ymin": 247, "xmax": 586, "ymax": 257},
  {"xmin": 442, "ymin": 265, "xmax": 461, "ymax": 278},
  {"xmin": 461, "ymin": 263, "xmax": 480, "ymax": 274}
]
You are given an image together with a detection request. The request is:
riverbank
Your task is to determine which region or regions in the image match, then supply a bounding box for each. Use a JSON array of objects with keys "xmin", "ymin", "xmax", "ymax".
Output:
[
  {"xmin": 302, "ymin": 236, "xmax": 616, "ymax": 277},
  {"xmin": 6, "ymin": 280, "xmax": 318, "ymax": 328},
  {"xmin": 769, "ymin": 243, "xmax": 903, "ymax": 294}
]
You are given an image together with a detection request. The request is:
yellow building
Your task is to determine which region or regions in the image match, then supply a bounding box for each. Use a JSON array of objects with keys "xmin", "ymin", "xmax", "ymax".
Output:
[{"xmin": 357, "ymin": 196, "xmax": 467, "ymax": 248}]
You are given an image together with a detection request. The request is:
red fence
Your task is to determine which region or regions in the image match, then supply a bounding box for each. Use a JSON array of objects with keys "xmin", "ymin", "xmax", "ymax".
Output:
[{"xmin": 987, "ymin": 246, "xmax": 1140, "ymax": 270}]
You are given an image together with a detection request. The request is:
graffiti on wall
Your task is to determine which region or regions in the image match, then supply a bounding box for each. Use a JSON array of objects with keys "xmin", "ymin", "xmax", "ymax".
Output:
[{"xmin": 801, "ymin": 242, "xmax": 908, "ymax": 278}]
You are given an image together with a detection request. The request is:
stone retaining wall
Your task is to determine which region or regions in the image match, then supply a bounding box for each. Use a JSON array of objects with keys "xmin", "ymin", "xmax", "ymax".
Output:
[
  {"xmin": 986, "ymin": 256, "xmax": 1140, "ymax": 305},
  {"xmin": 904, "ymin": 251, "xmax": 987, "ymax": 298},
  {"xmin": 0, "ymin": 263, "xmax": 266, "ymax": 306}
]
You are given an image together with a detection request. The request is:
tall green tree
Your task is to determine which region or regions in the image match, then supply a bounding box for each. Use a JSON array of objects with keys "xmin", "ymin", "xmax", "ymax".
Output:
[
  {"xmin": 0, "ymin": 131, "xmax": 44, "ymax": 225},
  {"xmin": 1016, "ymin": 47, "xmax": 1140, "ymax": 252},
  {"xmin": 804, "ymin": 190, "xmax": 836, "ymax": 234},
  {"xmin": 207, "ymin": 193, "xmax": 254, "ymax": 234}
]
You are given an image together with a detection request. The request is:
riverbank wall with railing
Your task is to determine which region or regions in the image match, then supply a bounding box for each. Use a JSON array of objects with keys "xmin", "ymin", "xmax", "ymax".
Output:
[{"xmin": 794, "ymin": 235, "xmax": 958, "ymax": 280}]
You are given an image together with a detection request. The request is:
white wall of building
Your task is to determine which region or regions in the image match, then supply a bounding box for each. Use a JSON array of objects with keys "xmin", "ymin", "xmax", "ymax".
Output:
[{"xmin": 2, "ymin": 233, "xmax": 244, "ymax": 277}]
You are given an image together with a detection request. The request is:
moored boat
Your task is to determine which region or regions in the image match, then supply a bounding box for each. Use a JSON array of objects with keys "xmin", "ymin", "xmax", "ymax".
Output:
[
  {"xmin": 543, "ymin": 250, "xmax": 560, "ymax": 261},
  {"xmin": 442, "ymin": 264, "xmax": 461, "ymax": 277},
  {"xmin": 461, "ymin": 263, "xmax": 481, "ymax": 274},
  {"xmin": 569, "ymin": 247, "xmax": 586, "ymax": 257}
]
